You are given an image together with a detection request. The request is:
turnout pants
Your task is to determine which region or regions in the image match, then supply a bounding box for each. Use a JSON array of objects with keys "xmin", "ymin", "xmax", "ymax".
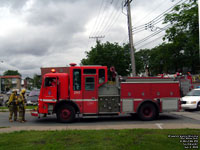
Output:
[
  {"xmin": 19, "ymin": 107, "xmax": 25, "ymax": 121},
  {"xmin": 9, "ymin": 105, "xmax": 18, "ymax": 121}
]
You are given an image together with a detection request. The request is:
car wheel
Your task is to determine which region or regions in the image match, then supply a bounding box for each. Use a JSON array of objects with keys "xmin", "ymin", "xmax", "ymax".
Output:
[
  {"xmin": 57, "ymin": 105, "xmax": 75, "ymax": 123},
  {"xmin": 197, "ymin": 102, "xmax": 200, "ymax": 111}
]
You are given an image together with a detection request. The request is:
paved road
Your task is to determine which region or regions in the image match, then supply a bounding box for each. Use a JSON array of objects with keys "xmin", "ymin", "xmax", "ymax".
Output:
[{"xmin": 0, "ymin": 111, "xmax": 200, "ymax": 132}]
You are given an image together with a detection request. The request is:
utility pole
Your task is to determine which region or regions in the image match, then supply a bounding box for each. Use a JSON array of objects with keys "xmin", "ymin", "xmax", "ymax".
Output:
[
  {"xmin": 89, "ymin": 36, "xmax": 105, "ymax": 43},
  {"xmin": 0, "ymin": 61, "xmax": 3, "ymax": 94},
  {"xmin": 199, "ymin": 0, "xmax": 200, "ymax": 62},
  {"xmin": 124, "ymin": 0, "xmax": 136, "ymax": 76}
]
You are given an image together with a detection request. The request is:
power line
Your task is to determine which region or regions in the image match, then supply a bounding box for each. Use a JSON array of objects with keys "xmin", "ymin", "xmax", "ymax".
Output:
[
  {"xmin": 95, "ymin": 0, "xmax": 119, "ymax": 36},
  {"xmin": 134, "ymin": 0, "xmax": 187, "ymax": 27},
  {"xmin": 120, "ymin": 0, "xmax": 189, "ymax": 45},
  {"xmin": 132, "ymin": 0, "xmax": 188, "ymax": 33},
  {"xmin": 97, "ymin": 0, "xmax": 121, "ymax": 36},
  {"xmin": 134, "ymin": 0, "xmax": 168, "ymax": 25},
  {"xmin": 93, "ymin": 1, "xmax": 113, "ymax": 36},
  {"xmin": 134, "ymin": 24, "xmax": 171, "ymax": 46},
  {"xmin": 91, "ymin": 0, "xmax": 108, "ymax": 36},
  {"xmin": 135, "ymin": 34, "xmax": 166, "ymax": 50},
  {"xmin": 89, "ymin": 0, "xmax": 105, "ymax": 37}
]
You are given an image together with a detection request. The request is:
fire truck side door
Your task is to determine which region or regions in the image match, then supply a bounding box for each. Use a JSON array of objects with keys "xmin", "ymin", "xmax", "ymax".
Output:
[
  {"xmin": 83, "ymin": 75, "xmax": 98, "ymax": 113},
  {"xmin": 43, "ymin": 77, "xmax": 58, "ymax": 102}
]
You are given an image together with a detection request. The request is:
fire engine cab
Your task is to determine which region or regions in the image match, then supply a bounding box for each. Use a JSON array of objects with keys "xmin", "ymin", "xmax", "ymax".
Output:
[{"xmin": 31, "ymin": 64, "xmax": 181, "ymax": 122}]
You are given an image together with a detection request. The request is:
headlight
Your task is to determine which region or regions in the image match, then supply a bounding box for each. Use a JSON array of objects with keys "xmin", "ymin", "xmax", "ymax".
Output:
[{"xmin": 191, "ymin": 101, "xmax": 197, "ymax": 104}]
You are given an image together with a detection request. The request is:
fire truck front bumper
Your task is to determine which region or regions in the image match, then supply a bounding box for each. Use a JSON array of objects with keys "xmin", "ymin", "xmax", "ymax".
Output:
[{"xmin": 31, "ymin": 110, "xmax": 39, "ymax": 117}]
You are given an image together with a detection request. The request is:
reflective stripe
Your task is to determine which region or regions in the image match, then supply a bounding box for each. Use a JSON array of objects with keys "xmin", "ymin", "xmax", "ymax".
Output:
[
  {"xmin": 71, "ymin": 99, "xmax": 98, "ymax": 102},
  {"xmin": 160, "ymin": 98, "xmax": 179, "ymax": 101},
  {"xmin": 153, "ymin": 98, "xmax": 179, "ymax": 101},
  {"xmin": 134, "ymin": 99, "xmax": 143, "ymax": 101},
  {"xmin": 42, "ymin": 99, "xmax": 57, "ymax": 102},
  {"xmin": 120, "ymin": 99, "xmax": 142, "ymax": 102},
  {"xmin": 40, "ymin": 99, "xmax": 98, "ymax": 102},
  {"xmin": 122, "ymin": 81, "xmax": 179, "ymax": 83}
]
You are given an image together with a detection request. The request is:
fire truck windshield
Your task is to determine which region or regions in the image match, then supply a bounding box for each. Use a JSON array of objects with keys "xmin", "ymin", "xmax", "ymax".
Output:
[
  {"xmin": 45, "ymin": 77, "xmax": 57, "ymax": 87},
  {"xmin": 99, "ymin": 69, "xmax": 105, "ymax": 84},
  {"xmin": 73, "ymin": 69, "xmax": 81, "ymax": 91}
]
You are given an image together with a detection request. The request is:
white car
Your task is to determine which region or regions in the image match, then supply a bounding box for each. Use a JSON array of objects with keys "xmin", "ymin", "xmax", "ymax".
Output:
[{"xmin": 181, "ymin": 88, "xmax": 200, "ymax": 110}]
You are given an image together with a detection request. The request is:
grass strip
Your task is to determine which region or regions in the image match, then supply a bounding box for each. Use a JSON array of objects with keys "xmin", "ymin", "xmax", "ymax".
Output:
[
  {"xmin": 0, "ymin": 129, "xmax": 199, "ymax": 150},
  {"xmin": 0, "ymin": 106, "xmax": 37, "ymax": 110},
  {"xmin": 0, "ymin": 126, "xmax": 10, "ymax": 129}
]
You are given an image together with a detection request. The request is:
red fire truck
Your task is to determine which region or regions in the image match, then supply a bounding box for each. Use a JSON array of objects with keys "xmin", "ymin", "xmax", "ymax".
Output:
[{"xmin": 31, "ymin": 64, "xmax": 181, "ymax": 122}]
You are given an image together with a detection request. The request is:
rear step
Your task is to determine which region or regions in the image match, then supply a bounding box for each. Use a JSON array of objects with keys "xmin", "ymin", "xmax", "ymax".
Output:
[{"xmin": 31, "ymin": 110, "xmax": 39, "ymax": 117}]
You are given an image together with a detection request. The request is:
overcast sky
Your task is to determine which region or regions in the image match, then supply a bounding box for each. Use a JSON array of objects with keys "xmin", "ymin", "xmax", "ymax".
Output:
[{"xmin": 0, "ymin": 0, "xmax": 180, "ymax": 78}]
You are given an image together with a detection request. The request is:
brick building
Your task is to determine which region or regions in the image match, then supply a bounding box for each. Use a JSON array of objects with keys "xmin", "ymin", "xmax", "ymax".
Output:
[
  {"xmin": 41, "ymin": 67, "xmax": 70, "ymax": 77},
  {"xmin": 0, "ymin": 75, "xmax": 21, "ymax": 92}
]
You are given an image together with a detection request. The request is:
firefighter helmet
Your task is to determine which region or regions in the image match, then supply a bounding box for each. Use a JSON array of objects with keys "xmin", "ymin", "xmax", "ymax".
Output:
[
  {"xmin": 12, "ymin": 89, "xmax": 17, "ymax": 93},
  {"xmin": 21, "ymin": 89, "xmax": 26, "ymax": 94}
]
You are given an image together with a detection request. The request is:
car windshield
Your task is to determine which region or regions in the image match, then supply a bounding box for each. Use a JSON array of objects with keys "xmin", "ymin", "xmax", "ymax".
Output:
[{"xmin": 187, "ymin": 90, "xmax": 200, "ymax": 96}]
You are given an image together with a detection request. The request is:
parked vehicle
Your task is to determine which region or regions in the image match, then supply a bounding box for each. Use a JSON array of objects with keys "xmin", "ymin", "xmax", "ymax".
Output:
[
  {"xmin": 0, "ymin": 95, "xmax": 3, "ymax": 106},
  {"xmin": 181, "ymin": 88, "xmax": 200, "ymax": 110},
  {"xmin": 25, "ymin": 89, "xmax": 31, "ymax": 97},
  {"xmin": 31, "ymin": 64, "xmax": 181, "ymax": 123},
  {"xmin": 27, "ymin": 90, "xmax": 40, "ymax": 106}
]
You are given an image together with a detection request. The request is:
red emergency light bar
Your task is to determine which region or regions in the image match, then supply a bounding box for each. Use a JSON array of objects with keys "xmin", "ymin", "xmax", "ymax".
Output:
[
  {"xmin": 70, "ymin": 63, "xmax": 77, "ymax": 67},
  {"xmin": 51, "ymin": 69, "xmax": 56, "ymax": 73}
]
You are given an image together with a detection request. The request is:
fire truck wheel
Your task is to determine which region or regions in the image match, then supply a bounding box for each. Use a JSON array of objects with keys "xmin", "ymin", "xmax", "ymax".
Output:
[
  {"xmin": 57, "ymin": 105, "xmax": 75, "ymax": 123},
  {"xmin": 138, "ymin": 103, "xmax": 157, "ymax": 121}
]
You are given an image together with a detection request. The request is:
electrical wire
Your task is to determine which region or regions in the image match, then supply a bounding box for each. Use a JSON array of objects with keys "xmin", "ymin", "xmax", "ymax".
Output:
[
  {"xmin": 120, "ymin": 0, "xmax": 189, "ymax": 45},
  {"xmin": 93, "ymin": 1, "xmax": 115, "ymax": 36},
  {"xmin": 132, "ymin": 0, "xmax": 188, "ymax": 33},
  {"xmin": 89, "ymin": 0, "xmax": 105, "ymax": 37},
  {"xmin": 135, "ymin": 34, "xmax": 166, "ymax": 50},
  {"xmin": 134, "ymin": 24, "xmax": 171, "ymax": 46},
  {"xmin": 98, "ymin": 0, "xmax": 122, "ymax": 36},
  {"xmin": 91, "ymin": 0, "xmax": 108, "ymax": 36}
]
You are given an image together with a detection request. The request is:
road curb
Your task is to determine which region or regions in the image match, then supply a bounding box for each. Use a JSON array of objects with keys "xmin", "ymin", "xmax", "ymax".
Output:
[{"xmin": 0, "ymin": 109, "xmax": 33, "ymax": 112}]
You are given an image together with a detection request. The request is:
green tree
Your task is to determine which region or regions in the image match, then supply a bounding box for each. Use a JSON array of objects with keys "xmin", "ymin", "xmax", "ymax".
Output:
[
  {"xmin": 135, "ymin": 49, "xmax": 151, "ymax": 74},
  {"xmin": 3, "ymin": 70, "xmax": 21, "ymax": 76},
  {"xmin": 163, "ymin": 0, "xmax": 199, "ymax": 73},
  {"xmin": 81, "ymin": 41, "xmax": 131, "ymax": 76},
  {"xmin": 25, "ymin": 77, "xmax": 33, "ymax": 90},
  {"xmin": 33, "ymin": 74, "xmax": 41, "ymax": 89}
]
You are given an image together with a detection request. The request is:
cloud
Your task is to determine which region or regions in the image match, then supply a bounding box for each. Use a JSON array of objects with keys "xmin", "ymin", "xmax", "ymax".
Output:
[
  {"xmin": 0, "ymin": 0, "xmax": 174, "ymax": 78},
  {"xmin": 0, "ymin": 0, "xmax": 28, "ymax": 10}
]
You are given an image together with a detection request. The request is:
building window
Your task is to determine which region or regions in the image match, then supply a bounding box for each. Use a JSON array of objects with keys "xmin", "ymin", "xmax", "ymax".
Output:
[
  {"xmin": 85, "ymin": 77, "xmax": 95, "ymax": 91},
  {"xmin": 83, "ymin": 69, "xmax": 96, "ymax": 75},
  {"xmin": 1, "ymin": 79, "xmax": 5, "ymax": 84},
  {"xmin": 59, "ymin": 69, "xmax": 63, "ymax": 72},
  {"xmin": 12, "ymin": 78, "xmax": 17, "ymax": 84},
  {"xmin": 73, "ymin": 69, "xmax": 81, "ymax": 91},
  {"xmin": 99, "ymin": 69, "xmax": 105, "ymax": 84}
]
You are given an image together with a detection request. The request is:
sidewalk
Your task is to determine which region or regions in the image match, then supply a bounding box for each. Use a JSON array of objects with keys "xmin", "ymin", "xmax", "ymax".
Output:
[{"xmin": 0, "ymin": 123, "xmax": 200, "ymax": 133}]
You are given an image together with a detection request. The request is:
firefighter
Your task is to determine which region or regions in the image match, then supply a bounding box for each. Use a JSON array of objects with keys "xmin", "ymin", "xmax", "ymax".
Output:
[
  {"xmin": 7, "ymin": 89, "xmax": 18, "ymax": 122},
  {"xmin": 18, "ymin": 89, "xmax": 26, "ymax": 123}
]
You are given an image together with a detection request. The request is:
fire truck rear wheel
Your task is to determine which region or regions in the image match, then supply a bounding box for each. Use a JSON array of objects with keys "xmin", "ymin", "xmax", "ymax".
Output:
[
  {"xmin": 57, "ymin": 105, "xmax": 75, "ymax": 123},
  {"xmin": 138, "ymin": 103, "xmax": 157, "ymax": 121}
]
